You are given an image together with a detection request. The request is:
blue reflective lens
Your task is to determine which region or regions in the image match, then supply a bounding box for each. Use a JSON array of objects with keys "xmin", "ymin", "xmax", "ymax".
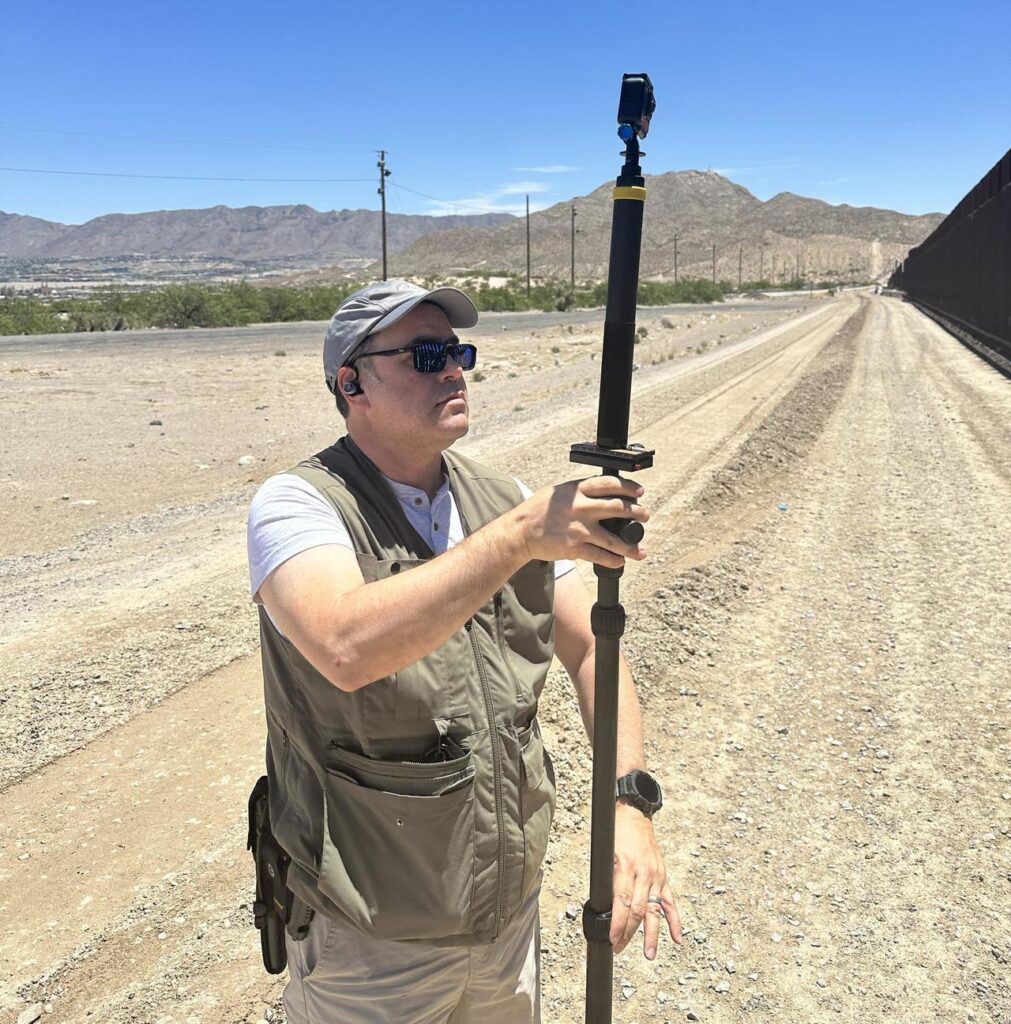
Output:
[{"xmin": 411, "ymin": 342, "xmax": 477, "ymax": 373}]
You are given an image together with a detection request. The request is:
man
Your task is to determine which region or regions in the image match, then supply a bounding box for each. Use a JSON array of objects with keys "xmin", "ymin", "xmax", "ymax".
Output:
[{"xmin": 247, "ymin": 280, "xmax": 681, "ymax": 1023}]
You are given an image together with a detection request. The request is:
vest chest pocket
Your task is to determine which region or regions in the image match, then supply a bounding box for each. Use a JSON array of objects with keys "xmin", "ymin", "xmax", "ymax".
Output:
[
  {"xmin": 354, "ymin": 554, "xmax": 468, "ymax": 720},
  {"xmin": 319, "ymin": 743, "xmax": 478, "ymax": 940}
]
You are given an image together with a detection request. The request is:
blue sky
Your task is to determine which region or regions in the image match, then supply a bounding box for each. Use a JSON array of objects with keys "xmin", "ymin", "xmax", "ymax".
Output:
[{"xmin": 3, "ymin": 0, "xmax": 1008, "ymax": 225}]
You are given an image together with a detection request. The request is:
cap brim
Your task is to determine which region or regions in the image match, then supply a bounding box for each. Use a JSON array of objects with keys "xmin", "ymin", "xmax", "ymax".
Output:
[{"xmin": 368, "ymin": 286, "xmax": 478, "ymax": 337}]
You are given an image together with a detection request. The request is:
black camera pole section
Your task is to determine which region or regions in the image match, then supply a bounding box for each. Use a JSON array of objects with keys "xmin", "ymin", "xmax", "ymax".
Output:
[{"xmin": 570, "ymin": 72, "xmax": 656, "ymax": 1024}]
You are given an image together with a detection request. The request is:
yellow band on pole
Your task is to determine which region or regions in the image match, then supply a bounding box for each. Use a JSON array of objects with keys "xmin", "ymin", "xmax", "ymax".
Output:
[{"xmin": 612, "ymin": 186, "xmax": 647, "ymax": 201}]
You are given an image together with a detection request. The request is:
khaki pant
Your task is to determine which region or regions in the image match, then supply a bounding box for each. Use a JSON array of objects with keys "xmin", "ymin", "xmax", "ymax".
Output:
[{"xmin": 283, "ymin": 889, "xmax": 541, "ymax": 1024}]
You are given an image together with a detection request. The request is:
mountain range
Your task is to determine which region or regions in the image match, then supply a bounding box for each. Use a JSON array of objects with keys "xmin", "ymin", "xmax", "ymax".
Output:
[
  {"xmin": 383, "ymin": 171, "xmax": 944, "ymax": 283},
  {"xmin": 0, "ymin": 172, "xmax": 944, "ymax": 284},
  {"xmin": 0, "ymin": 205, "xmax": 513, "ymax": 261}
]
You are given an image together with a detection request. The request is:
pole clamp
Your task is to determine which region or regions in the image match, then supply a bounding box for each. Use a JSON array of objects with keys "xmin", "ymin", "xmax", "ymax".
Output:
[
  {"xmin": 582, "ymin": 902, "xmax": 613, "ymax": 944},
  {"xmin": 591, "ymin": 603, "xmax": 626, "ymax": 639}
]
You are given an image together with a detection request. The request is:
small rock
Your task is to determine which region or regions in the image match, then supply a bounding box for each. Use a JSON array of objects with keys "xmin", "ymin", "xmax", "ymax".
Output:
[
  {"xmin": 771, "ymin": 932, "xmax": 782, "ymax": 943},
  {"xmin": 620, "ymin": 980, "xmax": 635, "ymax": 1000},
  {"xmin": 149, "ymin": 419, "xmax": 163, "ymax": 426},
  {"xmin": 565, "ymin": 904, "xmax": 579, "ymax": 920},
  {"xmin": 18, "ymin": 852, "xmax": 30, "ymax": 861},
  {"xmin": 157, "ymin": 931, "xmax": 167, "ymax": 940},
  {"xmin": 692, "ymin": 930, "xmax": 708, "ymax": 944},
  {"xmin": 817, "ymin": 978, "xmax": 828, "ymax": 988},
  {"xmin": 17, "ymin": 1005, "xmax": 43, "ymax": 1024},
  {"xmin": 726, "ymin": 960, "xmax": 736, "ymax": 974},
  {"xmin": 714, "ymin": 980, "xmax": 730, "ymax": 994},
  {"xmin": 238, "ymin": 454, "xmax": 256, "ymax": 466},
  {"xmin": 687, "ymin": 1012, "xmax": 700, "ymax": 1021}
]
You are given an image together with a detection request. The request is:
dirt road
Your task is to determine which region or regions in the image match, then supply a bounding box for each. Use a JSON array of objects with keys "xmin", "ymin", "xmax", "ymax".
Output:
[{"xmin": 1, "ymin": 295, "xmax": 1008, "ymax": 1023}]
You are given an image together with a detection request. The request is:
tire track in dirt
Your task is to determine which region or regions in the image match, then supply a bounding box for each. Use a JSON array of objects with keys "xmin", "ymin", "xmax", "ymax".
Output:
[
  {"xmin": 529, "ymin": 300, "xmax": 870, "ymax": 1021},
  {"xmin": 535, "ymin": 295, "xmax": 1009, "ymax": 1023}
]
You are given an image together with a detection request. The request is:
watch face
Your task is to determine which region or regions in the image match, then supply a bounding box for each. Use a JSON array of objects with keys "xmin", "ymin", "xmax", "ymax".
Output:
[{"xmin": 634, "ymin": 770, "xmax": 662, "ymax": 805}]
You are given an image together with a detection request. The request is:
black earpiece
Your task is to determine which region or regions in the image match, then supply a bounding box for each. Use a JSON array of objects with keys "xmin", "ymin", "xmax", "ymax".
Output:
[{"xmin": 342, "ymin": 377, "xmax": 363, "ymax": 396}]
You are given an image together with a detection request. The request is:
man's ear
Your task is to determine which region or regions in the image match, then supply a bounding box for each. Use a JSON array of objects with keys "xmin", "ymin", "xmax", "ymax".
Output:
[{"xmin": 338, "ymin": 367, "xmax": 363, "ymax": 396}]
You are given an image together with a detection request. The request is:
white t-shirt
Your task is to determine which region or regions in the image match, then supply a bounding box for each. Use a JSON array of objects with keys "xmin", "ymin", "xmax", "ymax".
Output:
[{"xmin": 247, "ymin": 469, "xmax": 574, "ymax": 632}]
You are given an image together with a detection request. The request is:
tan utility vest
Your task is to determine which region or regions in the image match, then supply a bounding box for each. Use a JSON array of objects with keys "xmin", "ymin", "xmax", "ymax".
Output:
[{"xmin": 259, "ymin": 437, "xmax": 557, "ymax": 946}]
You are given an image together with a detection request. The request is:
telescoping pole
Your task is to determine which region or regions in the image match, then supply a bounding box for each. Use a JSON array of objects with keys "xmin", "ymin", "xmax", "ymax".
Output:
[{"xmin": 570, "ymin": 72, "xmax": 657, "ymax": 1024}]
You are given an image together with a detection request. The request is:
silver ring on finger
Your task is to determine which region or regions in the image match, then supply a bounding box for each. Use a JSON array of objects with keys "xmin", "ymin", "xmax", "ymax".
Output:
[{"xmin": 647, "ymin": 895, "xmax": 664, "ymax": 907}]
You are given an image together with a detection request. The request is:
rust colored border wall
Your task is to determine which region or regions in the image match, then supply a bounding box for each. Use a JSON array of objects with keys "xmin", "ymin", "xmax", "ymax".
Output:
[{"xmin": 889, "ymin": 148, "xmax": 1011, "ymax": 360}]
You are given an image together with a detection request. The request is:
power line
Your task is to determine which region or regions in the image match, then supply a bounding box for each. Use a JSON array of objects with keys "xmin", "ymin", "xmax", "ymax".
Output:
[
  {"xmin": 384, "ymin": 150, "xmax": 502, "ymax": 191},
  {"xmin": 0, "ymin": 166, "xmax": 371, "ymax": 183},
  {"xmin": 389, "ymin": 181, "xmax": 517, "ymax": 216},
  {"xmin": 0, "ymin": 123, "xmax": 346, "ymax": 154},
  {"xmin": 1, "ymin": 125, "xmax": 535, "ymax": 194}
]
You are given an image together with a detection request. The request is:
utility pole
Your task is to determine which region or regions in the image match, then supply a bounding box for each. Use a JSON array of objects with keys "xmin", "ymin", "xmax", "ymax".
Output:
[
  {"xmin": 772, "ymin": 254, "xmax": 778, "ymax": 283},
  {"xmin": 377, "ymin": 150, "xmax": 391, "ymax": 281},
  {"xmin": 526, "ymin": 194, "xmax": 531, "ymax": 297},
  {"xmin": 759, "ymin": 245, "xmax": 764, "ymax": 282},
  {"xmin": 571, "ymin": 204, "xmax": 577, "ymax": 287},
  {"xmin": 711, "ymin": 242, "xmax": 716, "ymax": 284},
  {"xmin": 673, "ymin": 232, "xmax": 679, "ymax": 284},
  {"xmin": 738, "ymin": 242, "xmax": 742, "ymax": 290}
]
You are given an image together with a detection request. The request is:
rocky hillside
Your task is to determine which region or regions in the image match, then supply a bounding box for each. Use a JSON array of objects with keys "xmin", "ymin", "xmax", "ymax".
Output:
[
  {"xmin": 385, "ymin": 171, "xmax": 944, "ymax": 283},
  {"xmin": 0, "ymin": 205, "xmax": 514, "ymax": 260}
]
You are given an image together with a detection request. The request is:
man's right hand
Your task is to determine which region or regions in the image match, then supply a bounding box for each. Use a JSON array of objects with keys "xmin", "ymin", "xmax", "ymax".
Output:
[{"xmin": 513, "ymin": 476, "xmax": 649, "ymax": 569}]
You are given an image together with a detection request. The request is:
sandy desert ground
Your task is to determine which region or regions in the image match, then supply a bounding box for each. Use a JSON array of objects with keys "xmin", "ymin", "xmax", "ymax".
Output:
[{"xmin": 1, "ymin": 294, "xmax": 1008, "ymax": 1024}]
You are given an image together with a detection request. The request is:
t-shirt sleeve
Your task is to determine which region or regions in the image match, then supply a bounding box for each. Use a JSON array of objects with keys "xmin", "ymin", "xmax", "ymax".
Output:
[
  {"xmin": 513, "ymin": 477, "xmax": 576, "ymax": 580},
  {"xmin": 247, "ymin": 472, "xmax": 354, "ymax": 602}
]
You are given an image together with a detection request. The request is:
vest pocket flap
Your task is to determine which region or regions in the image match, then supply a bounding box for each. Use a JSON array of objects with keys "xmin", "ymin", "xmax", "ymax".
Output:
[{"xmin": 326, "ymin": 743, "xmax": 474, "ymax": 797}]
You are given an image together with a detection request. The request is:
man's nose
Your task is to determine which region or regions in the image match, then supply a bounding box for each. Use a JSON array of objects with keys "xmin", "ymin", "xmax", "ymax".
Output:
[{"xmin": 440, "ymin": 358, "xmax": 465, "ymax": 381}]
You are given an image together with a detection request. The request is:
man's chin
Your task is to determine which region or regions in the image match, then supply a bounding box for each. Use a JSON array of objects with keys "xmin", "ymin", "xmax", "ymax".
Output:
[{"xmin": 439, "ymin": 413, "xmax": 470, "ymax": 441}]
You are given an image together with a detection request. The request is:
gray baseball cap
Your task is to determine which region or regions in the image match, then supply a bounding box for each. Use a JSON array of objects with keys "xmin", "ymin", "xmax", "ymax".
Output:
[{"xmin": 323, "ymin": 279, "xmax": 478, "ymax": 393}]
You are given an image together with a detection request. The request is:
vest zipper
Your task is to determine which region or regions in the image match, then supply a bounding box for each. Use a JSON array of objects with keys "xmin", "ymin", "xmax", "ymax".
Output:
[
  {"xmin": 493, "ymin": 591, "xmax": 525, "ymax": 700},
  {"xmin": 466, "ymin": 618, "xmax": 507, "ymax": 937}
]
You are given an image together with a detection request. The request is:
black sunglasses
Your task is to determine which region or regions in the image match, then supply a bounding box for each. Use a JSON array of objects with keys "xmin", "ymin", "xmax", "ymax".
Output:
[{"xmin": 349, "ymin": 339, "xmax": 478, "ymax": 374}]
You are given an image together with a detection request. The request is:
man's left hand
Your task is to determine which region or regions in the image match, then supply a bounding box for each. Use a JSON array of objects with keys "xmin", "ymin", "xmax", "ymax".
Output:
[{"xmin": 610, "ymin": 803, "xmax": 683, "ymax": 959}]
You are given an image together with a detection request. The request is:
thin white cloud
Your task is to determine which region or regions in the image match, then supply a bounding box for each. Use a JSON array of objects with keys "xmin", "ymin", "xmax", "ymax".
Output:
[
  {"xmin": 421, "ymin": 180, "xmax": 552, "ymax": 216},
  {"xmin": 425, "ymin": 196, "xmax": 548, "ymax": 216},
  {"xmin": 498, "ymin": 181, "xmax": 550, "ymax": 196},
  {"xmin": 513, "ymin": 164, "xmax": 578, "ymax": 173}
]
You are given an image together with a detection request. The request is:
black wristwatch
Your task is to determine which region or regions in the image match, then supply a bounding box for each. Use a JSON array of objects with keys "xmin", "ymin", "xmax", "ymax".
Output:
[{"xmin": 615, "ymin": 769, "xmax": 663, "ymax": 818}]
